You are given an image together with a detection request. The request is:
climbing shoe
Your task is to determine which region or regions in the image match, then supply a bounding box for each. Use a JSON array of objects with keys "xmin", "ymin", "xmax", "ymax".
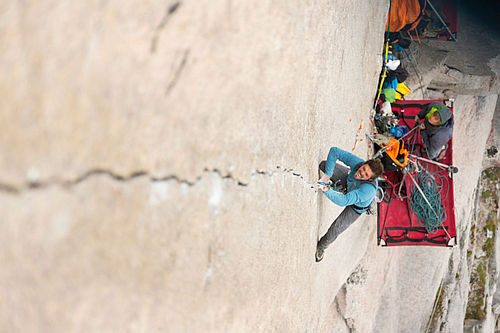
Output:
[{"xmin": 315, "ymin": 247, "xmax": 324, "ymax": 262}]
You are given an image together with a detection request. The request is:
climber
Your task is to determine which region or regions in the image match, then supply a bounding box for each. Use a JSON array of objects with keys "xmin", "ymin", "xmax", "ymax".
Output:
[
  {"xmin": 414, "ymin": 101, "xmax": 454, "ymax": 161},
  {"xmin": 315, "ymin": 147, "xmax": 384, "ymax": 262}
]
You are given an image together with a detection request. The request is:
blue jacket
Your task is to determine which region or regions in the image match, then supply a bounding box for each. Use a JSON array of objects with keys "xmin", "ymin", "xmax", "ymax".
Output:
[{"xmin": 323, "ymin": 147, "xmax": 378, "ymax": 213}]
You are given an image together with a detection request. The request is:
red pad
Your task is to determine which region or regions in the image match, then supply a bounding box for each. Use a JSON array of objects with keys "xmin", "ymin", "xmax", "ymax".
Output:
[{"xmin": 377, "ymin": 100, "xmax": 457, "ymax": 247}]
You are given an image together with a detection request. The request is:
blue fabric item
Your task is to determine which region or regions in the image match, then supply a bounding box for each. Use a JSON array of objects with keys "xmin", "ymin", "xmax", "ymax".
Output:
[
  {"xmin": 323, "ymin": 147, "xmax": 378, "ymax": 213},
  {"xmin": 382, "ymin": 78, "xmax": 398, "ymax": 90},
  {"xmin": 393, "ymin": 43, "xmax": 404, "ymax": 52},
  {"xmin": 390, "ymin": 125, "xmax": 409, "ymax": 138}
]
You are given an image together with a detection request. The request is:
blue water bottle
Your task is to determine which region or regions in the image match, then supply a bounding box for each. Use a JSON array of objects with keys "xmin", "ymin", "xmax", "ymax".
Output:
[{"xmin": 390, "ymin": 126, "xmax": 408, "ymax": 138}]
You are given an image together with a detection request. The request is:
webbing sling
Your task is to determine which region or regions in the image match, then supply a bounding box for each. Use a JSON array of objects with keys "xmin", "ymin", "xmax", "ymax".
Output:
[{"xmin": 384, "ymin": 226, "xmax": 448, "ymax": 244}]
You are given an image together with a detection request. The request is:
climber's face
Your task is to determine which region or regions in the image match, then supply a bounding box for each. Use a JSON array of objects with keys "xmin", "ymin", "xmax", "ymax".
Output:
[
  {"xmin": 354, "ymin": 164, "xmax": 374, "ymax": 181},
  {"xmin": 428, "ymin": 112, "xmax": 442, "ymax": 126}
]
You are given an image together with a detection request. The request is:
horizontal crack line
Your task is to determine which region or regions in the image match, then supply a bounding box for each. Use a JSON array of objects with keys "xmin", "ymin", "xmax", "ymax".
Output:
[{"xmin": 0, "ymin": 166, "xmax": 319, "ymax": 195}]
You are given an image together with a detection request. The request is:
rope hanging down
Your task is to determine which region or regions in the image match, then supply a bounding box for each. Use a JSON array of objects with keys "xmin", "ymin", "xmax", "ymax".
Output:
[{"xmin": 409, "ymin": 171, "xmax": 447, "ymax": 234}]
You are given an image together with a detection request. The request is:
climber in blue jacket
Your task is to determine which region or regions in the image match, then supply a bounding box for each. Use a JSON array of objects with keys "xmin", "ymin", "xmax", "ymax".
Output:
[{"xmin": 316, "ymin": 146, "xmax": 384, "ymax": 262}]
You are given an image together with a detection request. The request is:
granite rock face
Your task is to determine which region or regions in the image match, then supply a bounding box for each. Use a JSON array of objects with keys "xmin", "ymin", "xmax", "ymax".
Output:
[
  {"xmin": 3, "ymin": 2, "xmax": 498, "ymax": 332},
  {"xmin": 0, "ymin": 1, "xmax": 389, "ymax": 332},
  {"xmin": 330, "ymin": 8, "xmax": 500, "ymax": 333}
]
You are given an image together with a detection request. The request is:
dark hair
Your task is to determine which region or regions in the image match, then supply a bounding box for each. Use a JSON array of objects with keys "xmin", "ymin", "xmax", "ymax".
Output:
[{"xmin": 365, "ymin": 159, "xmax": 384, "ymax": 179}]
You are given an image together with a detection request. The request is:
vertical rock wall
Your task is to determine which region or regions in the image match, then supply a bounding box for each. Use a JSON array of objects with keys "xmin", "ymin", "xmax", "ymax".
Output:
[
  {"xmin": 0, "ymin": 1, "xmax": 390, "ymax": 332},
  {"xmin": 330, "ymin": 7, "xmax": 500, "ymax": 333}
]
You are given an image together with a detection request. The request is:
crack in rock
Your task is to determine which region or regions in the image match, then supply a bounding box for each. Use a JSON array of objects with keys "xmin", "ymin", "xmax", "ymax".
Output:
[
  {"xmin": 444, "ymin": 63, "xmax": 462, "ymax": 73},
  {"xmin": 0, "ymin": 166, "xmax": 319, "ymax": 195},
  {"xmin": 275, "ymin": 166, "xmax": 317, "ymax": 189},
  {"xmin": 165, "ymin": 50, "xmax": 189, "ymax": 96},
  {"xmin": 150, "ymin": 1, "xmax": 181, "ymax": 53},
  {"xmin": 333, "ymin": 285, "xmax": 355, "ymax": 333}
]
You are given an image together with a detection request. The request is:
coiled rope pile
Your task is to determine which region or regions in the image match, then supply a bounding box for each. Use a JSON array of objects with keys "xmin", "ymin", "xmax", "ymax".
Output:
[{"xmin": 409, "ymin": 171, "xmax": 448, "ymax": 234}]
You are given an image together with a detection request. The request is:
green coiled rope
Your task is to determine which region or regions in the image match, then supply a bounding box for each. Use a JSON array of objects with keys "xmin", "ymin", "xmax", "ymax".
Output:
[{"xmin": 409, "ymin": 171, "xmax": 447, "ymax": 234}]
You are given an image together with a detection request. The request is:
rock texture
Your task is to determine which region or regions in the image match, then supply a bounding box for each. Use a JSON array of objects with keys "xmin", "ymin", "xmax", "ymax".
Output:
[
  {"xmin": 1, "ymin": 1, "xmax": 499, "ymax": 332},
  {"xmin": 330, "ymin": 7, "xmax": 500, "ymax": 333},
  {"xmin": 0, "ymin": 1, "xmax": 390, "ymax": 332}
]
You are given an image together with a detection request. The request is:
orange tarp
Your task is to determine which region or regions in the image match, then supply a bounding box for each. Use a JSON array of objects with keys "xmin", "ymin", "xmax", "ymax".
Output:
[
  {"xmin": 386, "ymin": 0, "xmax": 425, "ymax": 33},
  {"xmin": 384, "ymin": 138, "xmax": 408, "ymax": 167}
]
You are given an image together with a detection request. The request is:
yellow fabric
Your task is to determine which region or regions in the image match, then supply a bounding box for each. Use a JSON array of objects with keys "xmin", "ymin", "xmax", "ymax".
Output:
[{"xmin": 395, "ymin": 82, "xmax": 411, "ymax": 100}]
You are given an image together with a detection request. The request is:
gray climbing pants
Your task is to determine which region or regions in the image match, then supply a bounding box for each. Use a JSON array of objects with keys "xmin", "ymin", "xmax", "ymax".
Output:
[{"xmin": 318, "ymin": 161, "xmax": 362, "ymax": 250}]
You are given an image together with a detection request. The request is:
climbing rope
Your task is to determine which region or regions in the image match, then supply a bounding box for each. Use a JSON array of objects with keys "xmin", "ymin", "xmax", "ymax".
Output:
[
  {"xmin": 402, "ymin": 47, "xmax": 427, "ymax": 100},
  {"xmin": 409, "ymin": 171, "xmax": 447, "ymax": 234}
]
